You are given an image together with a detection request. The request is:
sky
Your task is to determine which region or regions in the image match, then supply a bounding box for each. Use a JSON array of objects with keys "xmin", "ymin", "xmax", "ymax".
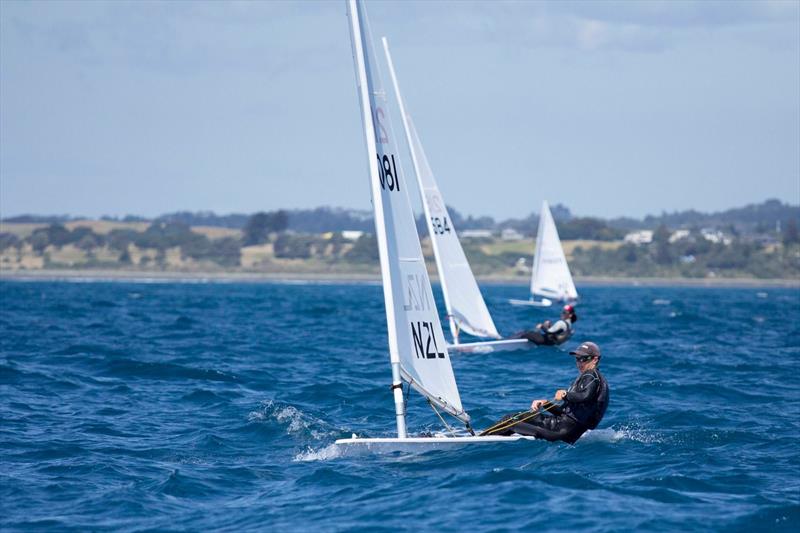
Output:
[{"xmin": 1, "ymin": 0, "xmax": 798, "ymax": 220}]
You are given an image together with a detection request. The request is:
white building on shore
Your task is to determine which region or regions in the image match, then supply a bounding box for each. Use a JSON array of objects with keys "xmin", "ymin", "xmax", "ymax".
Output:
[
  {"xmin": 701, "ymin": 229, "xmax": 732, "ymax": 245},
  {"xmin": 669, "ymin": 229, "xmax": 691, "ymax": 243},
  {"xmin": 341, "ymin": 230, "xmax": 364, "ymax": 241},
  {"xmin": 461, "ymin": 229, "xmax": 493, "ymax": 239},
  {"xmin": 624, "ymin": 230, "xmax": 653, "ymax": 245},
  {"xmin": 501, "ymin": 228, "xmax": 524, "ymax": 241}
]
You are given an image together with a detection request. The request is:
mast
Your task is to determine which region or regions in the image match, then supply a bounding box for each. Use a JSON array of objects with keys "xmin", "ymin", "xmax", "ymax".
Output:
[
  {"xmin": 346, "ymin": 0, "xmax": 406, "ymax": 438},
  {"xmin": 347, "ymin": 0, "xmax": 469, "ymax": 432}
]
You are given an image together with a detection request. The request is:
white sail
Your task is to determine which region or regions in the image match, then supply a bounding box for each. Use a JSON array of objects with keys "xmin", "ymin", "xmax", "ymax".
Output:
[
  {"xmin": 382, "ymin": 39, "xmax": 500, "ymax": 343},
  {"xmin": 346, "ymin": 0, "xmax": 468, "ymax": 431},
  {"xmin": 530, "ymin": 200, "xmax": 578, "ymax": 302}
]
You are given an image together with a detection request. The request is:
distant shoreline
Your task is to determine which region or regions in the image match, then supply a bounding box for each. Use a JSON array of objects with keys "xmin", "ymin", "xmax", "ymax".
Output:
[{"xmin": 1, "ymin": 269, "xmax": 797, "ymax": 288}]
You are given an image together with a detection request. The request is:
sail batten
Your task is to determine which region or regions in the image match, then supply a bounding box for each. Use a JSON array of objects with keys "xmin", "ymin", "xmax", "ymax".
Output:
[
  {"xmin": 382, "ymin": 37, "xmax": 501, "ymax": 342},
  {"xmin": 347, "ymin": 0, "xmax": 467, "ymax": 429}
]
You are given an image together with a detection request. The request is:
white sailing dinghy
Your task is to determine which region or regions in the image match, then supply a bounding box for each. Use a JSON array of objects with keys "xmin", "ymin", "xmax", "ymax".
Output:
[
  {"xmin": 509, "ymin": 200, "xmax": 579, "ymax": 307},
  {"xmin": 336, "ymin": 0, "xmax": 535, "ymax": 453},
  {"xmin": 381, "ymin": 38, "xmax": 530, "ymax": 354}
]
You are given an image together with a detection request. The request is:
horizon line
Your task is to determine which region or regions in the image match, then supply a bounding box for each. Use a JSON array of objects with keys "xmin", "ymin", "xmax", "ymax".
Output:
[{"xmin": 1, "ymin": 197, "xmax": 798, "ymax": 224}]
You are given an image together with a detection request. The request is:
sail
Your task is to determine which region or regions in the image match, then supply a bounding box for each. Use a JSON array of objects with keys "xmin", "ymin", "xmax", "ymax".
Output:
[
  {"xmin": 382, "ymin": 39, "xmax": 500, "ymax": 342},
  {"xmin": 531, "ymin": 201, "xmax": 578, "ymax": 301},
  {"xmin": 346, "ymin": 0, "xmax": 468, "ymax": 424}
]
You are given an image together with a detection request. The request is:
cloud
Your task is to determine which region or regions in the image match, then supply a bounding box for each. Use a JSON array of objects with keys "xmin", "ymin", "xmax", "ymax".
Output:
[
  {"xmin": 371, "ymin": 0, "xmax": 798, "ymax": 54},
  {"xmin": 544, "ymin": 0, "xmax": 798, "ymax": 29},
  {"xmin": 1, "ymin": 0, "xmax": 345, "ymax": 76},
  {"xmin": 3, "ymin": 0, "xmax": 796, "ymax": 75}
]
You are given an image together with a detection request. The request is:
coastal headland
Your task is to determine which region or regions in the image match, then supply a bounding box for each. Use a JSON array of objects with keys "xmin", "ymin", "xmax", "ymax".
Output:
[{"xmin": 2, "ymin": 200, "xmax": 798, "ymax": 284}]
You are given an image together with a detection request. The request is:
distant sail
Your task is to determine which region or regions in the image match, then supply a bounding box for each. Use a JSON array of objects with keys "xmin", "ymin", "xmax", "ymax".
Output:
[
  {"xmin": 346, "ymin": 0, "xmax": 467, "ymax": 425},
  {"xmin": 530, "ymin": 200, "xmax": 578, "ymax": 302},
  {"xmin": 382, "ymin": 39, "xmax": 500, "ymax": 342}
]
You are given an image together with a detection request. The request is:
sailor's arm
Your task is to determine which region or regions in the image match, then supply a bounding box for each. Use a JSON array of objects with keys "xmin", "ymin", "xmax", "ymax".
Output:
[{"xmin": 547, "ymin": 320, "xmax": 566, "ymax": 334}]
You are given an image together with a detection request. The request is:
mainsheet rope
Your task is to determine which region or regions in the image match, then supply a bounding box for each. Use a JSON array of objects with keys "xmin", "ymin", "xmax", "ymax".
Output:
[{"xmin": 479, "ymin": 401, "xmax": 561, "ymax": 436}]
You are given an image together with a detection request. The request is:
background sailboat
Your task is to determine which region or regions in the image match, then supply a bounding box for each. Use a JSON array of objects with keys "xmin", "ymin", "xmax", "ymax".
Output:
[
  {"xmin": 382, "ymin": 38, "xmax": 531, "ymax": 354},
  {"xmin": 336, "ymin": 0, "xmax": 535, "ymax": 452},
  {"xmin": 510, "ymin": 200, "xmax": 579, "ymax": 307}
]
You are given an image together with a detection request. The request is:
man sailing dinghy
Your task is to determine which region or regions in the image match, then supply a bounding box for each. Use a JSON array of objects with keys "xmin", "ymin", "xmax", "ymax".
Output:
[
  {"xmin": 335, "ymin": 0, "xmax": 535, "ymax": 453},
  {"xmin": 381, "ymin": 38, "xmax": 531, "ymax": 354}
]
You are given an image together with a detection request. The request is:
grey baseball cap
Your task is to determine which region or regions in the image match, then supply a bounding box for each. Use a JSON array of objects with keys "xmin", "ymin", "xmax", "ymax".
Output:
[{"xmin": 570, "ymin": 341, "xmax": 601, "ymax": 358}]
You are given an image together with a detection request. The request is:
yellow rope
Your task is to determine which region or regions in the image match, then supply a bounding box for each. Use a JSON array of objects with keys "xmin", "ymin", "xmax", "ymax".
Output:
[{"xmin": 479, "ymin": 401, "xmax": 560, "ymax": 436}]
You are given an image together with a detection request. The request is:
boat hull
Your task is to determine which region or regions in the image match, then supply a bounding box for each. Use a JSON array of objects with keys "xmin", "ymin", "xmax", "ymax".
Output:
[
  {"xmin": 508, "ymin": 298, "xmax": 553, "ymax": 307},
  {"xmin": 447, "ymin": 338, "xmax": 533, "ymax": 353},
  {"xmin": 334, "ymin": 435, "xmax": 537, "ymax": 454}
]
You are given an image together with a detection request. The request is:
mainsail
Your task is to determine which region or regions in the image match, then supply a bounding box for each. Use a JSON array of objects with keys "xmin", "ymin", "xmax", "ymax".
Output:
[
  {"xmin": 530, "ymin": 200, "xmax": 578, "ymax": 302},
  {"xmin": 346, "ymin": 0, "xmax": 469, "ymax": 436},
  {"xmin": 382, "ymin": 38, "xmax": 501, "ymax": 343}
]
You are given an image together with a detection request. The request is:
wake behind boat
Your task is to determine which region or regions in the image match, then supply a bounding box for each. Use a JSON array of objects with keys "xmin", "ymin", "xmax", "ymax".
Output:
[{"xmin": 337, "ymin": 0, "xmax": 537, "ymax": 452}]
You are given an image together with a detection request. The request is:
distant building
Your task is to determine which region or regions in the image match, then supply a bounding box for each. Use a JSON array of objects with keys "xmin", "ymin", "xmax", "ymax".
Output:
[
  {"xmin": 341, "ymin": 230, "xmax": 364, "ymax": 241},
  {"xmin": 700, "ymin": 228, "xmax": 732, "ymax": 245},
  {"xmin": 624, "ymin": 230, "xmax": 653, "ymax": 245},
  {"xmin": 515, "ymin": 257, "xmax": 531, "ymax": 274},
  {"xmin": 462, "ymin": 229, "xmax": 493, "ymax": 239},
  {"xmin": 669, "ymin": 229, "xmax": 691, "ymax": 243},
  {"xmin": 501, "ymin": 228, "xmax": 524, "ymax": 241}
]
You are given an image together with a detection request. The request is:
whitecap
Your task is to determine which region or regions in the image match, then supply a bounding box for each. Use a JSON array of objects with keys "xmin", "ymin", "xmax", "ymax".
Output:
[
  {"xmin": 248, "ymin": 400, "xmax": 336, "ymax": 440},
  {"xmin": 294, "ymin": 444, "xmax": 343, "ymax": 462},
  {"xmin": 652, "ymin": 299, "xmax": 671, "ymax": 306},
  {"xmin": 578, "ymin": 428, "xmax": 626, "ymax": 443}
]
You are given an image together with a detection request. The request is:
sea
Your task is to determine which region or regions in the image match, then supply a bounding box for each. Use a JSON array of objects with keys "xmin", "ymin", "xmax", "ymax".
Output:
[{"xmin": 1, "ymin": 280, "xmax": 798, "ymax": 531}]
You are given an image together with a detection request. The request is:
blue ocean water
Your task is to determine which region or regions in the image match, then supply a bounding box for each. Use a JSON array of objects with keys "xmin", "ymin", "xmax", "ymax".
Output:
[{"xmin": 1, "ymin": 280, "xmax": 798, "ymax": 531}]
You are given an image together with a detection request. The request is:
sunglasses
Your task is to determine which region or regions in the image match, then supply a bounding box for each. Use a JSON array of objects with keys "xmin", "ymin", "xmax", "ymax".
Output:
[{"xmin": 575, "ymin": 355, "xmax": 594, "ymax": 363}]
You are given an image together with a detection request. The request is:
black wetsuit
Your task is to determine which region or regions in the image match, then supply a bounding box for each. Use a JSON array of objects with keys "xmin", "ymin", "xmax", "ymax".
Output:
[
  {"xmin": 514, "ymin": 319, "xmax": 573, "ymax": 346},
  {"xmin": 490, "ymin": 368, "xmax": 609, "ymax": 444}
]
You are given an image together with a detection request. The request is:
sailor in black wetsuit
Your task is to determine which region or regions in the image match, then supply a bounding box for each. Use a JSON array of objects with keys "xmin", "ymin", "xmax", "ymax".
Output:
[
  {"xmin": 514, "ymin": 304, "xmax": 577, "ymax": 346},
  {"xmin": 484, "ymin": 341, "xmax": 608, "ymax": 444}
]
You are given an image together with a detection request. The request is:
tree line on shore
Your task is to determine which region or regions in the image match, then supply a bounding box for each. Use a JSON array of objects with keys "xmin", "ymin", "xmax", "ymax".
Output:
[
  {"xmin": 0, "ymin": 214, "xmax": 380, "ymax": 269},
  {"xmin": 5, "ymin": 199, "xmax": 797, "ymax": 237},
  {"xmin": 1, "ymin": 199, "xmax": 798, "ymax": 278},
  {"xmin": 1, "ymin": 215, "xmax": 798, "ymax": 279}
]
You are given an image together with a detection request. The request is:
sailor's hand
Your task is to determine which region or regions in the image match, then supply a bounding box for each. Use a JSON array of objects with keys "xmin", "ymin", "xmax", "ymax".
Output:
[
  {"xmin": 531, "ymin": 399, "xmax": 546, "ymax": 410},
  {"xmin": 554, "ymin": 389, "xmax": 567, "ymax": 401}
]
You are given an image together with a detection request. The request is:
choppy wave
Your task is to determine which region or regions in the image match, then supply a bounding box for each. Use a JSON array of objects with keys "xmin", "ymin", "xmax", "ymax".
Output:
[
  {"xmin": 248, "ymin": 400, "xmax": 340, "ymax": 441},
  {"xmin": 1, "ymin": 281, "xmax": 798, "ymax": 531},
  {"xmin": 294, "ymin": 443, "xmax": 344, "ymax": 462}
]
